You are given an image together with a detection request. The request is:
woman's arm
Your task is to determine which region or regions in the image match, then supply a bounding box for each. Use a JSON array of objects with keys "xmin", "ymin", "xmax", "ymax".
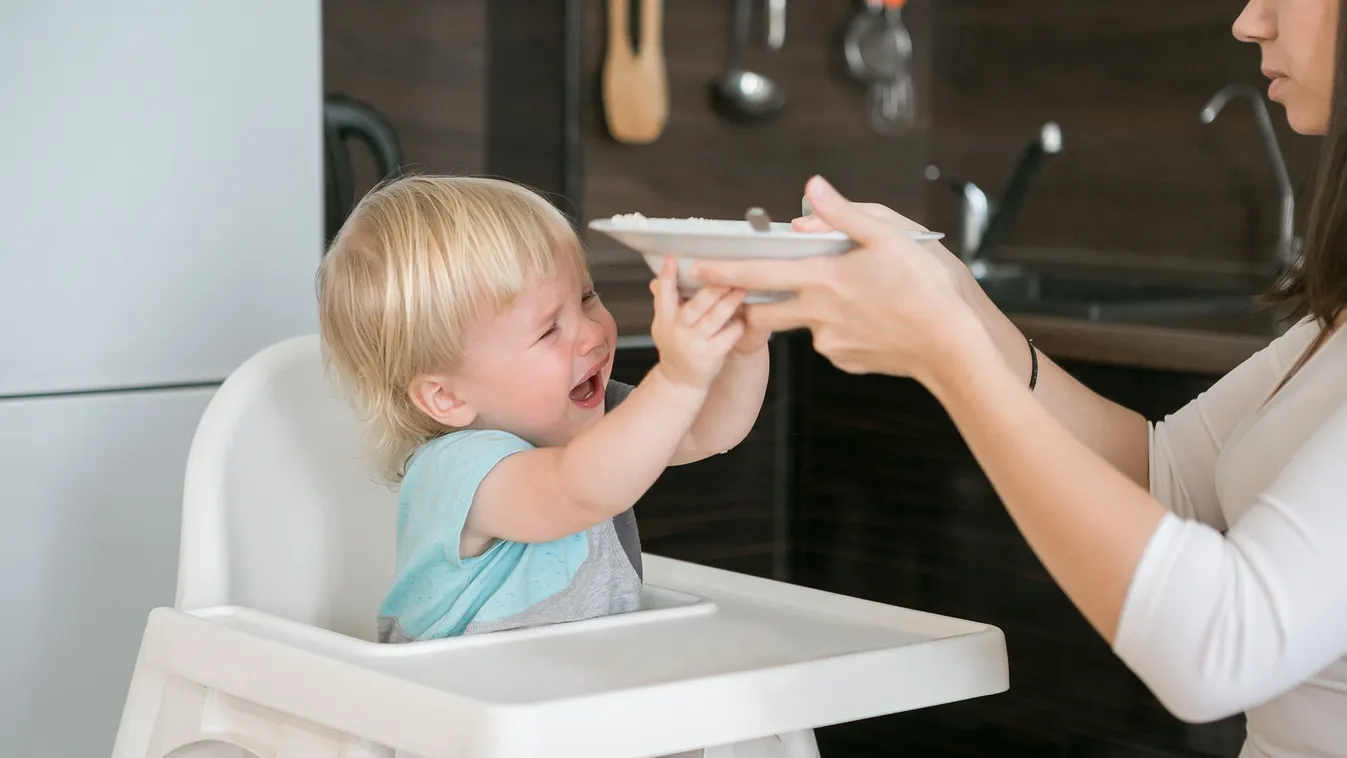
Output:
[
  {"xmin": 969, "ymin": 287, "xmax": 1320, "ymax": 524},
  {"xmin": 788, "ymin": 199, "xmax": 1312, "ymax": 504},
  {"xmin": 925, "ymin": 323, "xmax": 1164, "ymax": 641},
  {"xmin": 700, "ymin": 174, "xmax": 1347, "ymax": 725},
  {"xmin": 689, "ymin": 175, "xmax": 1240, "ymax": 632},
  {"xmin": 932, "ymin": 322, "xmax": 1347, "ymax": 722},
  {"xmin": 793, "ymin": 203, "xmax": 1151, "ymax": 485},
  {"xmin": 963, "ymin": 280, "xmax": 1151, "ymax": 486},
  {"xmin": 1115, "ymin": 401, "xmax": 1347, "ymax": 722}
]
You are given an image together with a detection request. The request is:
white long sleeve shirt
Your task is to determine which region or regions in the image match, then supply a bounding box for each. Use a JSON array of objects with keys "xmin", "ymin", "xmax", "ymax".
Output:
[{"xmin": 1117, "ymin": 318, "xmax": 1347, "ymax": 757}]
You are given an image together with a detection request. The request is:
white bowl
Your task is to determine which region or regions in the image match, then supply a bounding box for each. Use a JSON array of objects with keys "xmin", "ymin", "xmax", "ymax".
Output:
[{"xmin": 588, "ymin": 214, "xmax": 945, "ymax": 302}]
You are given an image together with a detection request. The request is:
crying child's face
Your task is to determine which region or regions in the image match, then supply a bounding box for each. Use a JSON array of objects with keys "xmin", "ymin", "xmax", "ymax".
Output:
[{"xmin": 449, "ymin": 271, "xmax": 619, "ymax": 447}]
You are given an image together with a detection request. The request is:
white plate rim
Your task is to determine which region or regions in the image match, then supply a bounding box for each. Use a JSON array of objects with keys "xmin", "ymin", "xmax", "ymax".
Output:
[{"xmin": 587, "ymin": 218, "xmax": 944, "ymax": 242}]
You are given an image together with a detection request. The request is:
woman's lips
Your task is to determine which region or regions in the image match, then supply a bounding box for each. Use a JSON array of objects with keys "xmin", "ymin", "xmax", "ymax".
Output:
[{"xmin": 1262, "ymin": 68, "xmax": 1288, "ymax": 100}]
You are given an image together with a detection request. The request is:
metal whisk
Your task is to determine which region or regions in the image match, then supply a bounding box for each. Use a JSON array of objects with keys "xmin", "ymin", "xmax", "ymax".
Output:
[{"xmin": 843, "ymin": 0, "xmax": 916, "ymax": 136}]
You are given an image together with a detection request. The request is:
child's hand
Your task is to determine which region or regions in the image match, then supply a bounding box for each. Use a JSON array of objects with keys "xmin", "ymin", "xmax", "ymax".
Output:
[
  {"xmin": 649, "ymin": 257, "xmax": 746, "ymax": 390},
  {"xmin": 732, "ymin": 321, "xmax": 771, "ymax": 356}
]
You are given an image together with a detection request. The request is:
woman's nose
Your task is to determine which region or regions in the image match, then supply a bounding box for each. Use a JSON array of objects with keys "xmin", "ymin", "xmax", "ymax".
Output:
[{"xmin": 1233, "ymin": 0, "xmax": 1275, "ymax": 43}]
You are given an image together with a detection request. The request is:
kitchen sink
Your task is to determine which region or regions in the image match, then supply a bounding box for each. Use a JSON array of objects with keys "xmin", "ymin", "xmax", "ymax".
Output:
[
  {"xmin": 976, "ymin": 268, "xmax": 1265, "ymax": 323},
  {"xmin": 997, "ymin": 296, "xmax": 1257, "ymax": 323}
]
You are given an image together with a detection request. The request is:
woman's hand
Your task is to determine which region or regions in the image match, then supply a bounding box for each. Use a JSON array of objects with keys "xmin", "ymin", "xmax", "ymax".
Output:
[
  {"xmin": 792, "ymin": 199, "xmax": 976, "ymax": 305},
  {"xmin": 694, "ymin": 176, "xmax": 991, "ymax": 384}
]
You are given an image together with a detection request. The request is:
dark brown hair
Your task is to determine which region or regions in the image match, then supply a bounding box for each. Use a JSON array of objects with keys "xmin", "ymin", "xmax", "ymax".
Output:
[{"xmin": 1264, "ymin": 0, "xmax": 1347, "ymax": 381}]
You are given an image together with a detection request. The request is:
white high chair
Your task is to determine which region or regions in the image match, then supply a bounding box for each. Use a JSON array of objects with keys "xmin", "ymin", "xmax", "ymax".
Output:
[{"xmin": 110, "ymin": 334, "xmax": 1010, "ymax": 758}]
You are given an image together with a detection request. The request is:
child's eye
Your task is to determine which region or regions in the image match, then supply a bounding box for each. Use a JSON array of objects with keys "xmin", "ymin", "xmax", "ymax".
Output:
[
  {"xmin": 581, "ymin": 289, "xmax": 598, "ymax": 304},
  {"xmin": 538, "ymin": 322, "xmax": 559, "ymax": 342}
]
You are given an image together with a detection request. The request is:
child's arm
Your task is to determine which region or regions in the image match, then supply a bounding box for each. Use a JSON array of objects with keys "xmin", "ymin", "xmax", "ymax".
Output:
[
  {"xmin": 463, "ymin": 262, "xmax": 747, "ymax": 546},
  {"xmin": 670, "ymin": 338, "xmax": 770, "ymax": 465}
]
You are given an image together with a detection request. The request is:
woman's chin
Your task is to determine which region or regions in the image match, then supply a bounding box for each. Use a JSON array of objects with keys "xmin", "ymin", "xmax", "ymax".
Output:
[{"xmin": 1283, "ymin": 102, "xmax": 1330, "ymax": 137}]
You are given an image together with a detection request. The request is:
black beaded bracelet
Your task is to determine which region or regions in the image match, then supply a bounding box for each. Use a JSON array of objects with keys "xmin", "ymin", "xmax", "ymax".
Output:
[{"xmin": 1027, "ymin": 336, "xmax": 1039, "ymax": 391}]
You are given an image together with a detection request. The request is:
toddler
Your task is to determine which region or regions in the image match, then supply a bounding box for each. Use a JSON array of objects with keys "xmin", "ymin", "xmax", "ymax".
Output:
[{"xmin": 317, "ymin": 176, "xmax": 816, "ymax": 756}]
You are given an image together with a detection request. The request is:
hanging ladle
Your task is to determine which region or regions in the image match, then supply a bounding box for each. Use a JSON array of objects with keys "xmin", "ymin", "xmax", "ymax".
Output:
[{"xmin": 712, "ymin": 0, "xmax": 787, "ymax": 121}]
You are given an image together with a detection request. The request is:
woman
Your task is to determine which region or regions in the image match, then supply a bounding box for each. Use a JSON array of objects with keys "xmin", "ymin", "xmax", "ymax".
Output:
[{"xmin": 696, "ymin": 1, "xmax": 1346, "ymax": 756}]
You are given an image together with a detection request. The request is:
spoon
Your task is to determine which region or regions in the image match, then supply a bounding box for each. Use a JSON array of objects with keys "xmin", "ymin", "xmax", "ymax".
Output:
[
  {"xmin": 712, "ymin": 0, "xmax": 787, "ymax": 121},
  {"xmin": 746, "ymin": 207, "xmax": 772, "ymax": 232}
]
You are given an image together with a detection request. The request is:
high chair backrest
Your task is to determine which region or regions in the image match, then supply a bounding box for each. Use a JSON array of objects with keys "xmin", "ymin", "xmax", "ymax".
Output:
[{"xmin": 176, "ymin": 335, "xmax": 397, "ymax": 641}]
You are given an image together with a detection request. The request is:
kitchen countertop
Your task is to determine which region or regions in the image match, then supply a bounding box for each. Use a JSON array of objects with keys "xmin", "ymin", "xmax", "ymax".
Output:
[
  {"xmin": 591, "ymin": 258, "xmax": 1290, "ymax": 376},
  {"xmin": 1004, "ymin": 312, "xmax": 1284, "ymax": 375}
]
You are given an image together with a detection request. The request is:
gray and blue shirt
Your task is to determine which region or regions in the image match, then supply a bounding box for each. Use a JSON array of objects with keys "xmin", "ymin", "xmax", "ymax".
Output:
[{"xmin": 378, "ymin": 381, "xmax": 643, "ymax": 642}]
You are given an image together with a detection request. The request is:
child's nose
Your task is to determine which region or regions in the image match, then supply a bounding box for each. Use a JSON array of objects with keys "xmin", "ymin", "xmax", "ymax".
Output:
[{"xmin": 576, "ymin": 317, "xmax": 606, "ymax": 355}]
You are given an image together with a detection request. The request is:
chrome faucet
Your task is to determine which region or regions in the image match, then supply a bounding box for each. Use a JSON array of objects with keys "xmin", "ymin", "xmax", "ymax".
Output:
[
  {"xmin": 1201, "ymin": 83, "xmax": 1300, "ymax": 271},
  {"xmin": 927, "ymin": 121, "xmax": 1063, "ymax": 279},
  {"xmin": 923, "ymin": 165, "xmax": 991, "ymax": 261}
]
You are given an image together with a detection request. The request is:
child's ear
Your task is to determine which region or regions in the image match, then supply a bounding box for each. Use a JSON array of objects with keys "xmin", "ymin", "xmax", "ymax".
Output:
[{"xmin": 408, "ymin": 375, "xmax": 477, "ymax": 429}]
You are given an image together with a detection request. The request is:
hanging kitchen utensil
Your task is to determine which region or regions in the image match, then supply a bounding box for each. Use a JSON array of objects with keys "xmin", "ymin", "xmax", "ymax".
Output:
[
  {"xmin": 602, "ymin": 0, "xmax": 669, "ymax": 144},
  {"xmin": 843, "ymin": 0, "xmax": 916, "ymax": 137},
  {"xmin": 766, "ymin": 0, "xmax": 787, "ymax": 50},
  {"xmin": 712, "ymin": 0, "xmax": 787, "ymax": 121},
  {"xmin": 843, "ymin": 0, "xmax": 884, "ymax": 80},
  {"xmin": 869, "ymin": 74, "xmax": 916, "ymax": 136}
]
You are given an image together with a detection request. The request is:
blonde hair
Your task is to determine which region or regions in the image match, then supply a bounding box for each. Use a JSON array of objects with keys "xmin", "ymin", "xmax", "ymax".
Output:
[{"xmin": 316, "ymin": 175, "xmax": 589, "ymax": 482}]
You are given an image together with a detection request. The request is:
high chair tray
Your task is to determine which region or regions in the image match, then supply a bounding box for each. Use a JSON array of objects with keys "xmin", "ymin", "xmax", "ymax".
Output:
[{"xmin": 141, "ymin": 556, "xmax": 1008, "ymax": 758}]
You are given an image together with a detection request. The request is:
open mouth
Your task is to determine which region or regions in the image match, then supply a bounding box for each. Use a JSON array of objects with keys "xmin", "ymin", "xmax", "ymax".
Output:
[{"xmin": 569, "ymin": 356, "xmax": 609, "ymax": 409}]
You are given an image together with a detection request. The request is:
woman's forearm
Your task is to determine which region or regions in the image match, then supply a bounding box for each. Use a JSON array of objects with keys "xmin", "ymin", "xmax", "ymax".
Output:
[
  {"xmin": 925, "ymin": 330, "xmax": 1167, "ymax": 640},
  {"xmin": 964, "ymin": 280, "xmax": 1151, "ymax": 487}
]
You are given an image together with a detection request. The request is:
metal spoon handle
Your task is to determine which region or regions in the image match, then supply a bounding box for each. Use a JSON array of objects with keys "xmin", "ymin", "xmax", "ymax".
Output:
[{"xmin": 746, "ymin": 207, "xmax": 772, "ymax": 231}]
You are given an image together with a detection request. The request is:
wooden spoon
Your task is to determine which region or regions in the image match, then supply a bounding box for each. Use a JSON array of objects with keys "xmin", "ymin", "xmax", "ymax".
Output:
[{"xmin": 601, "ymin": 0, "xmax": 669, "ymax": 144}]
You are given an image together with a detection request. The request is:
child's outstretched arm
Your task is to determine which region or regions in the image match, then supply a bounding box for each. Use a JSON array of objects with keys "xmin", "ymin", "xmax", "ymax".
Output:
[
  {"xmin": 638, "ymin": 273, "xmax": 772, "ymax": 466},
  {"xmin": 463, "ymin": 261, "xmax": 747, "ymax": 546},
  {"xmin": 670, "ymin": 332, "xmax": 770, "ymax": 465}
]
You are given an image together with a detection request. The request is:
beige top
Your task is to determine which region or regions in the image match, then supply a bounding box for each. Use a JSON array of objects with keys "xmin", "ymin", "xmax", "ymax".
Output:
[{"xmin": 1118, "ymin": 318, "xmax": 1347, "ymax": 757}]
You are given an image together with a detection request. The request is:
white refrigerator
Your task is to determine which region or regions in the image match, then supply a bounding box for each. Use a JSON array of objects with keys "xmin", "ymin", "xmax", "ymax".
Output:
[{"xmin": 0, "ymin": 2, "xmax": 324, "ymax": 755}]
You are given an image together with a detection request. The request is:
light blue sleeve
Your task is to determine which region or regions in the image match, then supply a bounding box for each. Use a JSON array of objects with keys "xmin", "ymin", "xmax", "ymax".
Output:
[{"xmin": 397, "ymin": 429, "xmax": 535, "ymax": 568}]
